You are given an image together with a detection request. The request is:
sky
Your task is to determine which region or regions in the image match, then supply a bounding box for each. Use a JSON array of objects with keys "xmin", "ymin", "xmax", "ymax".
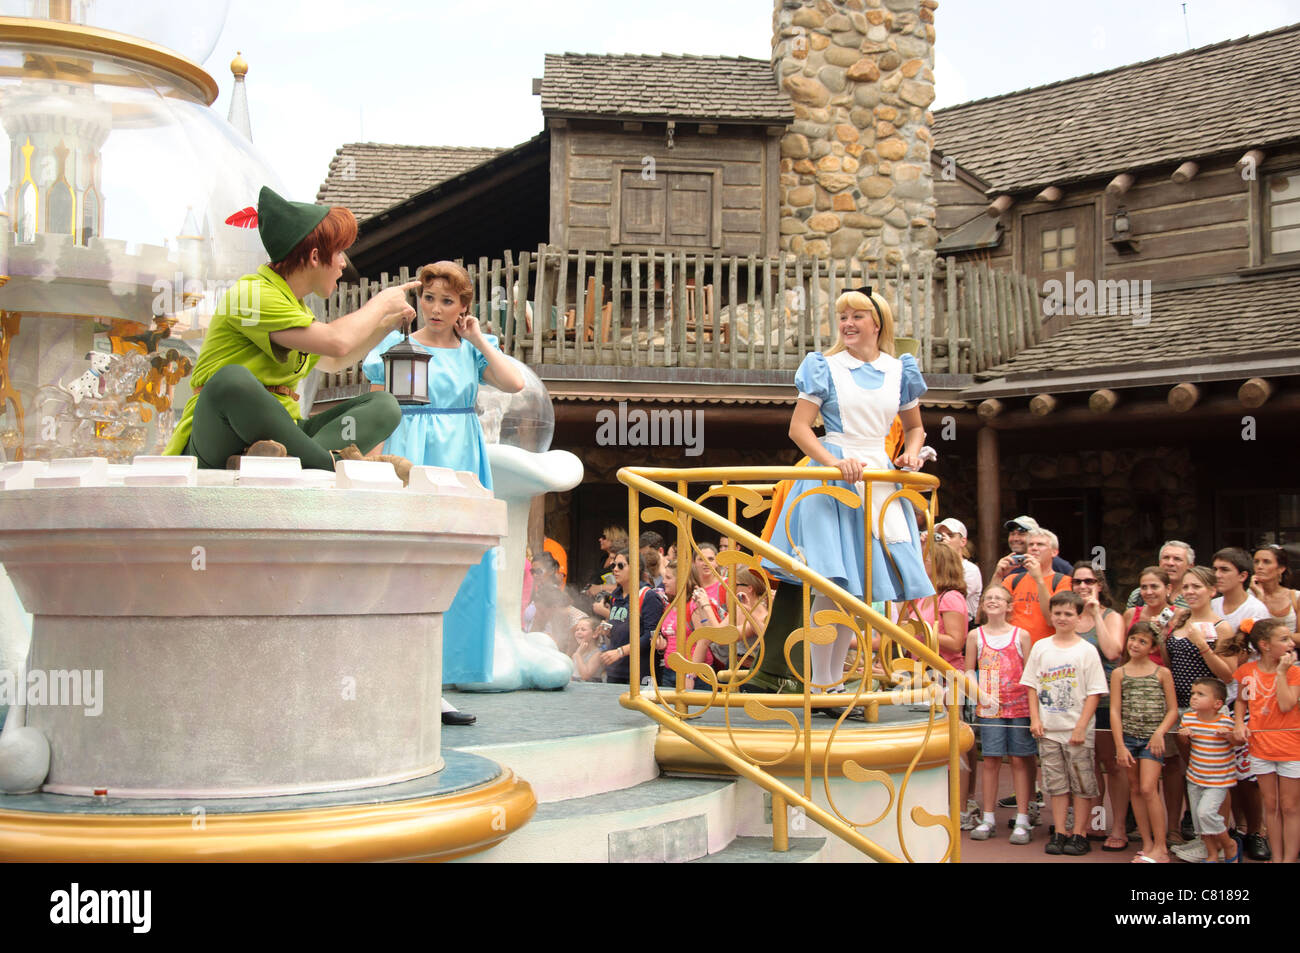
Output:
[{"xmin": 197, "ymin": 0, "xmax": 1300, "ymax": 203}]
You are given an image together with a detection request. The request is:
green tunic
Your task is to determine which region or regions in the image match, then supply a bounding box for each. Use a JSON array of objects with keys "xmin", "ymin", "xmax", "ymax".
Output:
[{"xmin": 164, "ymin": 266, "xmax": 319, "ymax": 456}]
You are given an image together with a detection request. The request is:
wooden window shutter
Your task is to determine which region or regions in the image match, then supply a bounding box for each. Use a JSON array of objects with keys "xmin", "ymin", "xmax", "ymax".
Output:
[
  {"xmin": 620, "ymin": 169, "xmax": 667, "ymax": 244},
  {"xmin": 667, "ymin": 173, "xmax": 712, "ymax": 246}
]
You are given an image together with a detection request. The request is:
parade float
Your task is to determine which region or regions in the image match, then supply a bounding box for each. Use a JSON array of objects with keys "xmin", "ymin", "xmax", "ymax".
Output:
[{"xmin": 0, "ymin": 0, "xmax": 531, "ymax": 861}]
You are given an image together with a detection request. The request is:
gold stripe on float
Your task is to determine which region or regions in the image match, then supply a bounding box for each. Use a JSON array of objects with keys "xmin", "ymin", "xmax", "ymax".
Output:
[
  {"xmin": 0, "ymin": 770, "xmax": 536, "ymax": 863},
  {"xmin": 0, "ymin": 17, "xmax": 219, "ymax": 104},
  {"xmin": 654, "ymin": 720, "xmax": 974, "ymax": 776}
]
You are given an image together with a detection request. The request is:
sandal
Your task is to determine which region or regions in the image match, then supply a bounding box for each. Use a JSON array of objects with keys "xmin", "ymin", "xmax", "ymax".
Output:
[{"xmin": 1102, "ymin": 836, "xmax": 1128, "ymax": 851}]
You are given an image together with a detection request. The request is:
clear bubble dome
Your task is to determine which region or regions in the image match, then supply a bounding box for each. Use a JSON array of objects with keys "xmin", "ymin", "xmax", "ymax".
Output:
[
  {"xmin": 0, "ymin": 0, "xmax": 231, "ymax": 65},
  {"xmin": 476, "ymin": 357, "xmax": 555, "ymax": 454},
  {"xmin": 0, "ymin": 35, "xmax": 284, "ymax": 462}
]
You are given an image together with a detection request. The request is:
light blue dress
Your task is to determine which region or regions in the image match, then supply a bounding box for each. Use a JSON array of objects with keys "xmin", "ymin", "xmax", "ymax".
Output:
[
  {"xmin": 762, "ymin": 350, "xmax": 934, "ymax": 603},
  {"xmin": 362, "ymin": 331, "xmax": 498, "ymax": 683}
]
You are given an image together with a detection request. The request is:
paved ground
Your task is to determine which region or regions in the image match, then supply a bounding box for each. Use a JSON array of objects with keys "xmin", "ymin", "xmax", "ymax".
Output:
[{"xmin": 957, "ymin": 767, "xmax": 1262, "ymax": 864}]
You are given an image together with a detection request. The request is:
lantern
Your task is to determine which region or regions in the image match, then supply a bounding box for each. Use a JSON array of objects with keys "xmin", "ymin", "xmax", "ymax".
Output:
[{"xmin": 382, "ymin": 332, "xmax": 432, "ymax": 406}]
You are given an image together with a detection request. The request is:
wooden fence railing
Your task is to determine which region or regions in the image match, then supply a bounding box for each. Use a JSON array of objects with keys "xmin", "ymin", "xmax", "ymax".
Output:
[{"xmin": 309, "ymin": 247, "xmax": 1043, "ymax": 400}]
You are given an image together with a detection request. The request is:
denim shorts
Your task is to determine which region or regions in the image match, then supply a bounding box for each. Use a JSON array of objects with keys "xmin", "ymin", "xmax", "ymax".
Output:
[
  {"xmin": 1123, "ymin": 733, "xmax": 1164, "ymax": 765},
  {"xmin": 978, "ymin": 716, "xmax": 1036, "ymax": 758}
]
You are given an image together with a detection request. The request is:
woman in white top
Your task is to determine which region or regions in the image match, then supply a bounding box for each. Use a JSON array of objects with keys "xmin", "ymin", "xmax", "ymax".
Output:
[{"xmin": 1252, "ymin": 546, "xmax": 1299, "ymax": 631}]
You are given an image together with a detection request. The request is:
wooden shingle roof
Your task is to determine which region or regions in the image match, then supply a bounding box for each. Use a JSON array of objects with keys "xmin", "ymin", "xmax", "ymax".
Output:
[
  {"xmin": 932, "ymin": 23, "xmax": 1300, "ymax": 195},
  {"xmin": 316, "ymin": 143, "xmax": 508, "ymax": 220},
  {"xmin": 978, "ymin": 272, "xmax": 1300, "ymax": 384},
  {"xmin": 540, "ymin": 53, "xmax": 794, "ymax": 122}
]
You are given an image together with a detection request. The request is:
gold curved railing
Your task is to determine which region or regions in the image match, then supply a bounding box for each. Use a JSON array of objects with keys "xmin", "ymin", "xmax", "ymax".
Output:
[{"xmin": 617, "ymin": 464, "xmax": 975, "ymax": 863}]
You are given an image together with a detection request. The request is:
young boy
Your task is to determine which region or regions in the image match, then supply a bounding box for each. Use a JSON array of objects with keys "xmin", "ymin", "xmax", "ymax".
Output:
[
  {"xmin": 1020, "ymin": 590, "xmax": 1109, "ymax": 855},
  {"xmin": 1179, "ymin": 677, "xmax": 1239, "ymax": 863}
]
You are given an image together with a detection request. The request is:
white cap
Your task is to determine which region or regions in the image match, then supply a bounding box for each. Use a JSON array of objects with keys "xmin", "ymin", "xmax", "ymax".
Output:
[
  {"xmin": 1004, "ymin": 515, "xmax": 1040, "ymax": 532},
  {"xmin": 936, "ymin": 518, "xmax": 967, "ymax": 538}
]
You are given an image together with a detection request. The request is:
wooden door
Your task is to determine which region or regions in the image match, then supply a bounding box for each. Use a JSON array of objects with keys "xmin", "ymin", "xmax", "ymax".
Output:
[
  {"xmin": 667, "ymin": 173, "xmax": 713, "ymax": 246},
  {"xmin": 1022, "ymin": 205, "xmax": 1095, "ymax": 335}
]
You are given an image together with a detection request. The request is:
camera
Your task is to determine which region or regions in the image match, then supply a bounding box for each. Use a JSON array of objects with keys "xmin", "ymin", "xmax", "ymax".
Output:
[
  {"xmin": 1155, "ymin": 606, "xmax": 1176, "ymax": 628},
  {"xmin": 1010, "ymin": 554, "xmax": 1027, "ymax": 566}
]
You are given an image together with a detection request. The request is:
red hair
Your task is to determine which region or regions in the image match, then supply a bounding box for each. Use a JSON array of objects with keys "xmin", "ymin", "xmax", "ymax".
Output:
[
  {"xmin": 418, "ymin": 261, "xmax": 474, "ymax": 311},
  {"xmin": 270, "ymin": 206, "xmax": 357, "ymax": 277}
]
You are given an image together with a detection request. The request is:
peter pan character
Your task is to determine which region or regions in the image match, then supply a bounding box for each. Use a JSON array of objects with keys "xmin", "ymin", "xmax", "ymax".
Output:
[{"xmin": 163, "ymin": 186, "xmax": 417, "ymax": 473}]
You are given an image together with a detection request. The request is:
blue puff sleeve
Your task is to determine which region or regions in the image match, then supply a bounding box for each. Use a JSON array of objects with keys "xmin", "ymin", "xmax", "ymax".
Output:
[
  {"xmin": 474, "ymin": 333, "xmax": 500, "ymax": 381},
  {"xmin": 362, "ymin": 330, "xmax": 404, "ymax": 384},
  {"xmin": 794, "ymin": 352, "xmax": 831, "ymax": 406},
  {"xmin": 898, "ymin": 353, "xmax": 926, "ymax": 410}
]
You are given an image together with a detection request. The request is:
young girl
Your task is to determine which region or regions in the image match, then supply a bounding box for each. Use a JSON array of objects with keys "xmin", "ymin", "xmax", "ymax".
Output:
[
  {"xmin": 1215, "ymin": 621, "xmax": 1269, "ymax": 860},
  {"xmin": 1111, "ymin": 622, "xmax": 1178, "ymax": 863},
  {"xmin": 659, "ymin": 558, "xmax": 724, "ymax": 689},
  {"xmin": 964, "ymin": 585, "xmax": 1035, "ymax": 845},
  {"xmin": 570, "ymin": 616, "xmax": 605, "ymax": 682},
  {"xmin": 1233, "ymin": 618, "xmax": 1300, "ymax": 863}
]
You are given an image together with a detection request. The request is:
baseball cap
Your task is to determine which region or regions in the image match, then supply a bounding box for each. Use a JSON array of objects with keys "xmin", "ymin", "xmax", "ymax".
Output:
[
  {"xmin": 936, "ymin": 518, "xmax": 968, "ymax": 538},
  {"xmin": 1004, "ymin": 515, "xmax": 1040, "ymax": 532}
]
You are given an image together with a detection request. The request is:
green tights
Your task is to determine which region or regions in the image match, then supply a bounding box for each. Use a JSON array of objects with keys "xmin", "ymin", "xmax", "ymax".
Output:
[{"xmin": 186, "ymin": 364, "xmax": 401, "ymax": 470}]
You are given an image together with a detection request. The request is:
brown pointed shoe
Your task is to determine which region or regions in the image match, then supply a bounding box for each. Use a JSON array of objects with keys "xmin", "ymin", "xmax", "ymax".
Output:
[
  {"xmin": 377, "ymin": 454, "xmax": 412, "ymax": 486},
  {"xmin": 226, "ymin": 439, "xmax": 287, "ymax": 469}
]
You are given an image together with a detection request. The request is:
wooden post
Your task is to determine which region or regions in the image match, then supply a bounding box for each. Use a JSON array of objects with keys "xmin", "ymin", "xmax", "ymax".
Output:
[
  {"xmin": 794, "ymin": 255, "xmax": 805, "ymax": 364},
  {"xmin": 1239, "ymin": 377, "xmax": 1273, "ymax": 409},
  {"xmin": 945, "ymin": 256, "xmax": 958, "ymax": 374},
  {"xmin": 1171, "ymin": 161, "xmax": 1200, "ymax": 184},
  {"xmin": 554, "ymin": 247, "xmax": 569, "ymax": 366},
  {"xmin": 1089, "ymin": 388, "xmax": 1120, "ymax": 413},
  {"xmin": 531, "ymin": 243, "xmax": 547, "ymax": 365},
  {"xmin": 575, "ymin": 248, "xmax": 588, "ymax": 365},
  {"xmin": 611, "ymin": 246, "xmax": 623, "ymax": 365},
  {"xmin": 986, "ymin": 194, "xmax": 1013, "ymax": 217},
  {"xmin": 630, "ymin": 250, "xmax": 641, "ymax": 368},
  {"xmin": 762, "ymin": 256, "xmax": 773, "ymax": 370},
  {"xmin": 1105, "ymin": 172, "xmax": 1135, "ymax": 197},
  {"xmin": 728, "ymin": 255, "xmax": 740, "ymax": 370},
  {"xmin": 810, "ymin": 256, "xmax": 822, "ymax": 354},
  {"xmin": 695, "ymin": 251, "xmax": 706, "ymax": 369},
  {"xmin": 515, "ymin": 249, "xmax": 531, "ymax": 360},
  {"xmin": 1168, "ymin": 382, "xmax": 1200, "ymax": 412},
  {"xmin": 1022, "ymin": 273, "xmax": 1040, "ymax": 348},
  {"xmin": 977, "ymin": 398, "xmax": 1004, "ymax": 422},
  {"xmin": 593, "ymin": 251, "xmax": 606, "ymax": 363},
  {"xmin": 745, "ymin": 254, "xmax": 756, "ymax": 370},
  {"xmin": 712, "ymin": 250, "xmax": 723, "ymax": 370},
  {"xmin": 977, "ymin": 426, "xmax": 1000, "ymax": 576},
  {"xmin": 503, "ymin": 250, "xmax": 516, "ymax": 356},
  {"xmin": 646, "ymin": 248, "xmax": 656, "ymax": 365},
  {"xmin": 776, "ymin": 253, "xmax": 788, "ymax": 371},
  {"xmin": 1236, "ymin": 149, "xmax": 1265, "ymax": 175},
  {"xmin": 664, "ymin": 249, "xmax": 674, "ymax": 366},
  {"xmin": 1034, "ymin": 185, "xmax": 1063, "ymax": 203},
  {"xmin": 1029, "ymin": 393, "xmax": 1058, "ymax": 416}
]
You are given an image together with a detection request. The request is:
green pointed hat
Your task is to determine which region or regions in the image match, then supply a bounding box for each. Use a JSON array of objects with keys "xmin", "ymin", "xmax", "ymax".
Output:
[{"xmin": 257, "ymin": 185, "xmax": 329, "ymax": 262}]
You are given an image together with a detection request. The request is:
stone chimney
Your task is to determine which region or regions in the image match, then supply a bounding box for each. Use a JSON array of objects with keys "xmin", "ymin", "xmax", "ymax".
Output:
[{"xmin": 772, "ymin": 0, "xmax": 939, "ymax": 266}]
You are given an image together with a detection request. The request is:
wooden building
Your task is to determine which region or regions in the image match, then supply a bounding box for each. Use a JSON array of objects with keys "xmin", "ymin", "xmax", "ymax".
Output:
[
  {"xmin": 313, "ymin": 27, "xmax": 1300, "ymax": 593},
  {"xmin": 928, "ymin": 23, "xmax": 1300, "ymax": 583}
]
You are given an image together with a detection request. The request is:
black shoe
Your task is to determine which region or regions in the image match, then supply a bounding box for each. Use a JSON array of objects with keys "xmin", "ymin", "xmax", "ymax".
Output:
[
  {"xmin": 1062, "ymin": 833, "xmax": 1091, "ymax": 856},
  {"xmin": 442, "ymin": 710, "xmax": 476, "ymax": 726},
  {"xmin": 1180, "ymin": 811, "xmax": 1196, "ymax": 841},
  {"xmin": 1000, "ymin": 790, "xmax": 1042, "ymax": 809},
  {"xmin": 1245, "ymin": 832, "xmax": 1272, "ymax": 862},
  {"xmin": 1044, "ymin": 832, "xmax": 1066, "ymax": 855}
]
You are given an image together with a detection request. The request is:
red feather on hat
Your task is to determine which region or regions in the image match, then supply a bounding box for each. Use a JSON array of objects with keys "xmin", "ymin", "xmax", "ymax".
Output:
[{"xmin": 225, "ymin": 206, "xmax": 258, "ymax": 228}]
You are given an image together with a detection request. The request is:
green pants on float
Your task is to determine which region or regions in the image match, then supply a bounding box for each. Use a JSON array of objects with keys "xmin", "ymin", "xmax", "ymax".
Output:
[{"xmin": 185, "ymin": 364, "xmax": 401, "ymax": 470}]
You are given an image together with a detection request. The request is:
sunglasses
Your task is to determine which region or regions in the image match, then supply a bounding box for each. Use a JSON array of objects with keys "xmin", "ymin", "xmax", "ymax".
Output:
[
  {"xmin": 612, "ymin": 561, "xmax": 629, "ymax": 569},
  {"xmin": 1073, "ymin": 578, "xmax": 1098, "ymax": 586}
]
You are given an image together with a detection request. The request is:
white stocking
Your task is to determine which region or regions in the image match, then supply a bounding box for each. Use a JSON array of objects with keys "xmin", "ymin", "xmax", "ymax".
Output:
[{"xmin": 809, "ymin": 593, "xmax": 856, "ymax": 690}]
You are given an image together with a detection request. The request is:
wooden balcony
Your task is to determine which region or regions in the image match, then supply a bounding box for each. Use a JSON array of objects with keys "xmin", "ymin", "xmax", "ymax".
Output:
[{"xmin": 309, "ymin": 246, "xmax": 1042, "ymax": 403}]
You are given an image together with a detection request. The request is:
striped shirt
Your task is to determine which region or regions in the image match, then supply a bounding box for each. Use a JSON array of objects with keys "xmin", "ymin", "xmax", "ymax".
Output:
[{"xmin": 1181, "ymin": 710, "xmax": 1237, "ymax": 787}]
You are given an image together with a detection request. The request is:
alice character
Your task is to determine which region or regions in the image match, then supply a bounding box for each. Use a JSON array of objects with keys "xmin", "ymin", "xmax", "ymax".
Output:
[
  {"xmin": 761, "ymin": 288, "xmax": 934, "ymax": 695},
  {"xmin": 363, "ymin": 261, "xmax": 524, "ymax": 724}
]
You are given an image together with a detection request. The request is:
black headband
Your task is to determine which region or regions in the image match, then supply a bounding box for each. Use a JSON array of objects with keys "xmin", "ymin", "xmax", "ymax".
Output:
[{"xmin": 852, "ymin": 286, "xmax": 879, "ymax": 320}]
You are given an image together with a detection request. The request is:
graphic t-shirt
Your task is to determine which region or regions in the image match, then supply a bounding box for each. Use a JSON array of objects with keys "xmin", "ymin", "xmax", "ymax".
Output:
[{"xmin": 1019, "ymin": 636, "xmax": 1109, "ymax": 745}]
